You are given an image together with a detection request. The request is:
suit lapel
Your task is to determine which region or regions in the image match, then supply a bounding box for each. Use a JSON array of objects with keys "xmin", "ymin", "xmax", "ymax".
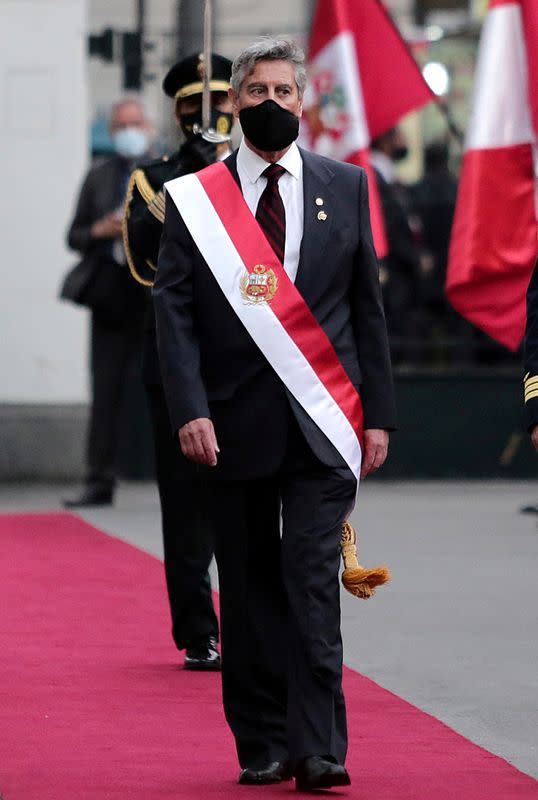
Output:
[
  {"xmin": 295, "ymin": 148, "xmax": 336, "ymax": 298},
  {"xmin": 224, "ymin": 149, "xmax": 241, "ymax": 188}
]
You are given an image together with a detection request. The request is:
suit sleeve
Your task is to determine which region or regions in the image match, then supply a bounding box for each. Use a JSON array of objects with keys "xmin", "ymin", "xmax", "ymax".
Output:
[
  {"xmin": 524, "ymin": 257, "xmax": 538, "ymax": 431},
  {"xmin": 66, "ymin": 170, "xmax": 95, "ymax": 253},
  {"xmin": 352, "ymin": 170, "xmax": 397, "ymax": 430},
  {"xmin": 153, "ymin": 195, "xmax": 210, "ymax": 434}
]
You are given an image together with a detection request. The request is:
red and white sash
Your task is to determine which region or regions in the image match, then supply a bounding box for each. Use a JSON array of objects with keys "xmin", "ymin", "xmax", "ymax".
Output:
[{"xmin": 164, "ymin": 161, "xmax": 364, "ymax": 480}]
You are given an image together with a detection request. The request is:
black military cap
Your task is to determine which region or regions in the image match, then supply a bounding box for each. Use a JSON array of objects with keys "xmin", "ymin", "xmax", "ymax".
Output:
[{"xmin": 163, "ymin": 53, "xmax": 232, "ymax": 100}]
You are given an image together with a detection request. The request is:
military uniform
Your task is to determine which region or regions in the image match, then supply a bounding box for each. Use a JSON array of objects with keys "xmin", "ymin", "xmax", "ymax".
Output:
[
  {"xmin": 524, "ymin": 257, "xmax": 538, "ymax": 431},
  {"xmin": 123, "ymin": 53, "xmax": 233, "ymax": 666}
]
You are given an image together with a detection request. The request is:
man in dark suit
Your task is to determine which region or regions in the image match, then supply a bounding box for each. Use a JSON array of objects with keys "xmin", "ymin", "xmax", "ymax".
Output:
[
  {"xmin": 370, "ymin": 127, "xmax": 421, "ymax": 364},
  {"xmin": 154, "ymin": 38, "xmax": 396, "ymax": 791},
  {"xmin": 63, "ymin": 99, "xmax": 149, "ymax": 507},
  {"xmin": 123, "ymin": 54, "xmax": 235, "ymax": 669}
]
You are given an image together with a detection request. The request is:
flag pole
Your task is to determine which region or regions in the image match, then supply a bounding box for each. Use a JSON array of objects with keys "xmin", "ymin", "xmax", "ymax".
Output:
[
  {"xmin": 196, "ymin": 0, "xmax": 230, "ymax": 144},
  {"xmin": 436, "ymin": 101, "xmax": 464, "ymax": 145},
  {"xmin": 201, "ymin": 0, "xmax": 212, "ymax": 132}
]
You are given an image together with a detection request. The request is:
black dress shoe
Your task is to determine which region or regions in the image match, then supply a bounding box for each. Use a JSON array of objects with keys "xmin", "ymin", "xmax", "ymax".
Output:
[
  {"xmin": 238, "ymin": 761, "xmax": 293, "ymax": 785},
  {"xmin": 295, "ymin": 756, "xmax": 350, "ymax": 792},
  {"xmin": 62, "ymin": 485, "xmax": 113, "ymax": 508},
  {"xmin": 520, "ymin": 504, "xmax": 538, "ymax": 514},
  {"xmin": 184, "ymin": 636, "xmax": 221, "ymax": 671}
]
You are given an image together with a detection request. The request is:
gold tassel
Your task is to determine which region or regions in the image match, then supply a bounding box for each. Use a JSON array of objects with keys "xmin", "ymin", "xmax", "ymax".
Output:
[{"xmin": 340, "ymin": 521, "xmax": 391, "ymax": 599}]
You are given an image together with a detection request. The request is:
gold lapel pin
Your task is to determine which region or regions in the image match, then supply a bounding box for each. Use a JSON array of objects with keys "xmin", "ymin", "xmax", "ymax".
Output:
[
  {"xmin": 315, "ymin": 197, "xmax": 324, "ymax": 206},
  {"xmin": 317, "ymin": 210, "xmax": 328, "ymax": 221}
]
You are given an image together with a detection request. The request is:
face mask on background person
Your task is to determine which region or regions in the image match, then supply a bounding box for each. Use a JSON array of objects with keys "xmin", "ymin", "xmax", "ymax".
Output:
[
  {"xmin": 239, "ymin": 99, "xmax": 300, "ymax": 152},
  {"xmin": 180, "ymin": 108, "xmax": 234, "ymax": 139},
  {"xmin": 112, "ymin": 127, "xmax": 150, "ymax": 159},
  {"xmin": 392, "ymin": 145, "xmax": 409, "ymax": 162}
]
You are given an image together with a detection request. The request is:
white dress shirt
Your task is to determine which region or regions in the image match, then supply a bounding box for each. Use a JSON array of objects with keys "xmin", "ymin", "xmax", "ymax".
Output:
[
  {"xmin": 369, "ymin": 149, "xmax": 395, "ymax": 184},
  {"xmin": 236, "ymin": 138, "xmax": 304, "ymax": 283}
]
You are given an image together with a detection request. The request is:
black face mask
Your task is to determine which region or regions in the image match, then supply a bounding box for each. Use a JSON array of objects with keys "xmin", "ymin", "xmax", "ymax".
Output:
[
  {"xmin": 239, "ymin": 99, "xmax": 300, "ymax": 151},
  {"xmin": 392, "ymin": 145, "xmax": 409, "ymax": 162},
  {"xmin": 180, "ymin": 108, "xmax": 234, "ymax": 139}
]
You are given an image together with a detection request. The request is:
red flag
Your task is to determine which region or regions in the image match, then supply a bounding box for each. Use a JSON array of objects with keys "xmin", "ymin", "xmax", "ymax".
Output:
[
  {"xmin": 446, "ymin": 0, "xmax": 538, "ymax": 351},
  {"xmin": 302, "ymin": 0, "xmax": 434, "ymax": 255}
]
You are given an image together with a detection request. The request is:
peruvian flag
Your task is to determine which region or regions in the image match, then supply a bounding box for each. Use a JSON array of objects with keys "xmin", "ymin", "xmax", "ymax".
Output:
[
  {"xmin": 302, "ymin": 0, "xmax": 434, "ymax": 256},
  {"xmin": 446, "ymin": 0, "xmax": 538, "ymax": 351}
]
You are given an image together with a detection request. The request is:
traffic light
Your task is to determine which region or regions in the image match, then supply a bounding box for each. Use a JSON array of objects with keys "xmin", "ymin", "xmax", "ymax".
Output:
[
  {"xmin": 88, "ymin": 28, "xmax": 144, "ymax": 90},
  {"xmin": 88, "ymin": 28, "xmax": 114, "ymax": 62},
  {"xmin": 122, "ymin": 32, "xmax": 142, "ymax": 90}
]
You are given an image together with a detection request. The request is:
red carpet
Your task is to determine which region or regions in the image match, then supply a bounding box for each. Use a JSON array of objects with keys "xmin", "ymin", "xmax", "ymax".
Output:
[{"xmin": 1, "ymin": 512, "xmax": 537, "ymax": 799}]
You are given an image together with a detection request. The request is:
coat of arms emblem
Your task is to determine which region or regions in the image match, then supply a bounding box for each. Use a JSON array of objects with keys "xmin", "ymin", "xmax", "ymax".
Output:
[{"xmin": 240, "ymin": 264, "xmax": 278, "ymax": 304}]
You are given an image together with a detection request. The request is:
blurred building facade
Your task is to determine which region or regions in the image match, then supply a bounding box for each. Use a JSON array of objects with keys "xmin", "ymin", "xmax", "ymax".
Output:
[
  {"xmin": 1, "ymin": 0, "xmax": 88, "ymax": 481},
  {"xmin": 86, "ymin": 1, "xmax": 418, "ymax": 153}
]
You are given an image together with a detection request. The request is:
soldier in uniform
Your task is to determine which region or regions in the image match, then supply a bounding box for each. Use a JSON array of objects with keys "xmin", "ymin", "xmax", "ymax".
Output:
[
  {"xmin": 123, "ymin": 54, "xmax": 234, "ymax": 669},
  {"xmin": 522, "ymin": 258, "xmax": 538, "ymax": 512}
]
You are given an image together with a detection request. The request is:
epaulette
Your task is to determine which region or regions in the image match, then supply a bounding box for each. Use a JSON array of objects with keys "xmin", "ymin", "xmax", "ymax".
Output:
[{"xmin": 524, "ymin": 372, "xmax": 538, "ymax": 404}]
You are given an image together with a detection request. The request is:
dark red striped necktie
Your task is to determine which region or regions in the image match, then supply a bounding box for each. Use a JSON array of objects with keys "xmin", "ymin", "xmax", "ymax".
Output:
[{"xmin": 255, "ymin": 163, "xmax": 286, "ymax": 264}]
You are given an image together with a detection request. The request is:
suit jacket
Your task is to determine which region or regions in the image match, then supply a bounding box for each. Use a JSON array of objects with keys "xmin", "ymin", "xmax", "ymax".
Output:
[
  {"xmin": 154, "ymin": 148, "xmax": 396, "ymax": 480},
  {"xmin": 67, "ymin": 155, "xmax": 146, "ymax": 321},
  {"xmin": 67, "ymin": 155, "xmax": 130, "ymax": 254}
]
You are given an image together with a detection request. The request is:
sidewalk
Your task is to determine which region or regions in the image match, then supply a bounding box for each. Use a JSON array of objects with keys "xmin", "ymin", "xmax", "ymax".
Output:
[{"xmin": 2, "ymin": 480, "xmax": 537, "ymax": 779}]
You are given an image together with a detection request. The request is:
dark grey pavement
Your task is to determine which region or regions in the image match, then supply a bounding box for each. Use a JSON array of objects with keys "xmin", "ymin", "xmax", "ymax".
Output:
[{"xmin": 1, "ymin": 480, "xmax": 537, "ymax": 780}]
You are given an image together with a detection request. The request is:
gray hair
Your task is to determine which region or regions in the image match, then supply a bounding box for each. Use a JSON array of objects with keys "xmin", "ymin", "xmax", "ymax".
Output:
[
  {"xmin": 110, "ymin": 96, "xmax": 147, "ymax": 120},
  {"xmin": 231, "ymin": 37, "xmax": 307, "ymax": 97}
]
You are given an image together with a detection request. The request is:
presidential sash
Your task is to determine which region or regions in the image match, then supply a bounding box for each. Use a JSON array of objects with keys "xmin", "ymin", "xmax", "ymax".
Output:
[{"xmin": 164, "ymin": 161, "xmax": 364, "ymax": 480}]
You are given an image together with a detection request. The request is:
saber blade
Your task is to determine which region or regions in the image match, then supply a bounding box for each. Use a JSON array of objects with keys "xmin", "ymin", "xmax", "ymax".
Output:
[
  {"xmin": 195, "ymin": 0, "xmax": 230, "ymax": 143},
  {"xmin": 202, "ymin": 0, "xmax": 212, "ymax": 132}
]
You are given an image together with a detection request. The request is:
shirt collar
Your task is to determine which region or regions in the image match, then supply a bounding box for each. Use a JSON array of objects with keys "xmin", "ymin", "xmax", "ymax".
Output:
[
  {"xmin": 370, "ymin": 150, "xmax": 395, "ymax": 184},
  {"xmin": 238, "ymin": 138, "xmax": 302, "ymax": 183}
]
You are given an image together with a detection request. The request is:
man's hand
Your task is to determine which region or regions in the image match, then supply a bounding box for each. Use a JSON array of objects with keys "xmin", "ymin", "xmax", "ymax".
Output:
[
  {"xmin": 178, "ymin": 418, "xmax": 219, "ymax": 466},
  {"xmin": 531, "ymin": 425, "xmax": 538, "ymax": 452},
  {"xmin": 91, "ymin": 211, "xmax": 123, "ymax": 240},
  {"xmin": 360, "ymin": 428, "xmax": 389, "ymax": 479}
]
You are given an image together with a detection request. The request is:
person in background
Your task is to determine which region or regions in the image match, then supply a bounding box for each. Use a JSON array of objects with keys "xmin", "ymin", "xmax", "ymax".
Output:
[
  {"xmin": 410, "ymin": 141, "xmax": 466, "ymax": 362},
  {"xmin": 411, "ymin": 142, "xmax": 457, "ymax": 297},
  {"xmin": 370, "ymin": 127, "xmax": 422, "ymax": 365},
  {"xmin": 122, "ymin": 54, "xmax": 235, "ymax": 670},
  {"xmin": 63, "ymin": 99, "xmax": 151, "ymax": 508}
]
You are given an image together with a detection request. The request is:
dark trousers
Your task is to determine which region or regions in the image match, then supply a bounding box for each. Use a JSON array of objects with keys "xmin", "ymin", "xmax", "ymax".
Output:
[
  {"xmin": 87, "ymin": 312, "xmax": 144, "ymax": 487},
  {"xmin": 147, "ymin": 384, "xmax": 219, "ymax": 650},
  {"xmin": 208, "ymin": 416, "xmax": 356, "ymax": 769}
]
